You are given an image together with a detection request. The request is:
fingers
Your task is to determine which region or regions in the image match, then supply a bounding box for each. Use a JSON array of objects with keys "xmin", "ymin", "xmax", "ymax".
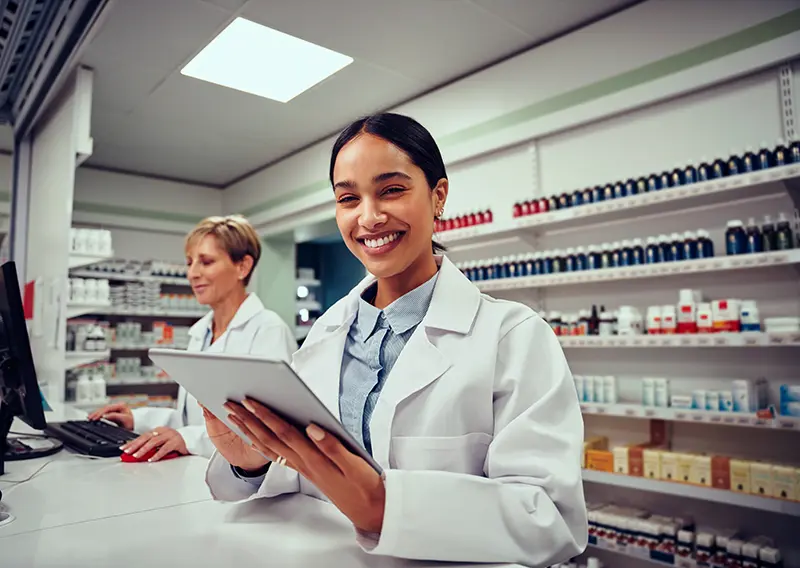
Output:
[
  {"xmin": 305, "ymin": 424, "xmax": 360, "ymax": 475},
  {"xmin": 131, "ymin": 434, "xmax": 167, "ymax": 459},
  {"xmin": 88, "ymin": 403, "xmax": 125, "ymax": 420},
  {"xmin": 121, "ymin": 430, "xmax": 163, "ymax": 455},
  {"xmin": 102, "ymin": 412, "xmax": 130, "ymax": 427},
  {"xmin": 227, "ymin": 411, "xmax": 289, "ymax": 464},
  {"xmin": 149, "ymin": 435, "xmax": 186, "ymax": 462}
]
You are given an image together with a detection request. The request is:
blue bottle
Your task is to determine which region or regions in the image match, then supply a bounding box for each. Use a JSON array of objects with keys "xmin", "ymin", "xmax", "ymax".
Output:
[
  {"xmin": 774, "ymin": 139, "xmax": 788, "ymax": 167},
  {"xmin": 494, "ymin": 257, "xmax": 505, "ymax": 278},
  {"xmin": 572, "ymin": 190, "xmax": 584, "ymax": 207},
  {"xmin": 757, "ymin": 142, "xmax": 772, "ymax": 170},
  {"xmin": 602, "ymin": 184, "xmax": 615, "ymax": 201},
  {"xmin": 591, "ymin": 186, "xmax": 604, "ymax": 203},
  {"xmin": 725, "ymin": 220, "xmax": 747, "ymax": 255},
  {"xmin": 682, "ymin": 230, "xmax": 698, "ymax": 260},
  {"xmin": 575, "ymin": 246, "xmax": 588, "ymax": 271},
  {"xmin": 645, "ymin": 237, "xmax": 661, "ymax": 264},
  {"xmin": 587, "ymin": 245, "xmax": 601, "ymax": 270},
  {"xmin": 745, "ymin": 218, "xmax": 763, "ymax": 254},
  {"xmin": 711, "ymin": 157, "xmax": 727, "ymax": 178},
  {"xmin": 625, "ymin": 179, "xmax": 637, "ymax": 196},
  {"xmin": 727, "ymin": 149, "xmax": 742, "ymax": 176},
  {"xmin": 647, "ymin": 174, "xmax": 661, "ymax": 192},
  {"xmin": 790, "ymin": 140, "xmax": 800, "ymax": 164},
  {"xmin": 619, "ymin": 240, "xmax": 633, "ymax": 266},
  {"xmin": 582, "ymin": 188, "xmax": 594, "ymax": 204},
  {"xmin": 506, "ymin": 256, "xmax": 518, "ymax": 279},
  {"xmin": 523, "ymin": 254, "xmax": 535, "ymax": 277},
  {"xmin": 551, "ymin": 250, "xmax": 564, "ymax": 274},
  {"xmin": 613, "ymin": 182, "xmax": 626, "ymax": 199},
  {"xmin": 683, "ymin": 162, "xmax": 697, "ymax": 184},
  {"xmin": 659, "ymin": 234, "xmax": 674, "ymax": 262},
  {"xmin": 670, "ymin": 233, "xmax": 684, "ymax": 261},
  {"xmin": 636, "ymin": 177, "xmax": 648, "ymax": 195},
  {"xmin": 600, "ymin": 243, "xmax": 613, "ymax": 269},
  {"xmin": 631, "ymin": 238, "xmax": 645, "ymax": 265},
  {"xmin": 610, "ymin": 242, "xmax": 622, "ymax": 268},
  {"xmin": 670, "ymin": 164, "xmax": 684, "ymax": 187},
  {"xmin": 485, "ymin": 259, "xmax": 496, "ymax": 280},
  {"xmin": 742, "ymin": 147, "xmax": 757, "ymax": 173},
  {"xmin": 659, "ymin": 171, "xmax": 671, "ymax": 189},
  {"xmin": 533, "ymin": 253, "xmax": 544, "ymax": 275},
  {"xmin": 543, "ymin": 252, "xmax": 554, "ymax": 275},
  {"xmin": 564, "ymin": 248, "xmax": 577, "ymax": 272},
  {"xmin": 696, "ymin": 229, "xmax": 715, "ymax": 258},
  {"xmin": 697, "ymin": 158, "xmax": 711, "ymax": 182}
]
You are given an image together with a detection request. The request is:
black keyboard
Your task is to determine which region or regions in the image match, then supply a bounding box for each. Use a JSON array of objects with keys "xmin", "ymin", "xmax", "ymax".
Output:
[{"xmin": 44, "ymin": 420, "xmax": 139, "ymax": 457}]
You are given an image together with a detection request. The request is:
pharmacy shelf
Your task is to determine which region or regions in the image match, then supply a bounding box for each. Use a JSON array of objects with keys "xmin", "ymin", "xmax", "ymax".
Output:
[
  {"xmin": 64, "ymin": 350, "xmax": 110, "ymax": 370},
  {"xmin": 106, "ymin": 378, "xmax": 176, "ymax": 387},
  {"xmin": 438, "ymin": 162, "xmax": 800, "ymax": 250},
  {"xmin": 582, "ymin": 470, "xmax": 800, "ymax": 515},
  {"xmin": 476, "ymin": 250, "xmax": 800, "ymax": 292},
  {"xmin": 67, "ymin": 302, "xmax": 112, "ymax": 319},
  {"xmin": 93, "ymin": 306, "xmax": 207, "ymax": 318},
  {"xmin": 68, "ymin": 252, "xmax": 114, "ymax": 270},
  {"xmin": 68, "ymin": 398, "xmax": 110, "ymax": 412},
  {"xmin": 580, "ymin": 402, "xmax": 800, "ymax": 431},
  {"xmin": 587, "ymin": 543, "xmax": 671, "ymax": 567},
  {"xmin": 297, "ymin": 300, "xmax": 322, "ymax": 312},
  {"xmin": 559, "ymin": 332, "xmax": 800, "ymax": 348},
  {"xmin": 110, "ymin": 343, "xmax": 189, "ymax": 351},
  {"xmin": 69, "ymin": 269, "xmax": 190, "ymax": 286},
  {"xmin": 296, "ymin": 277, "xmax": 322, "ymax": 287}
]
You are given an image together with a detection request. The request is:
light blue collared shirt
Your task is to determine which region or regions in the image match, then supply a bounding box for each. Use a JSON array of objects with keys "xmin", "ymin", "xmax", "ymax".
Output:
[{"xmin": 339, "ymin": 271, "xmax": 439, "ymax": 454}]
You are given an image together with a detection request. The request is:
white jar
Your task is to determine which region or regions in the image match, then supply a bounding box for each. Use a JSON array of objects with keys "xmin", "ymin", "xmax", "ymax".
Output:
[
  {"xmin": 76, "ymin": 372, "xmax": 93, "ymax": 404},
  {"xmin": 660, "ymin": 305, "xmax": 677, "ymax": 334},
  {"xmin": 83, "ymin": 279, "xmax": 98, "ymax": 304},
  {"xmin": 100, "ymin": 230, "xmax": 113, "ymax": 256},
  {"xmin": 696, "ymin": 302, "xmax": 713, "ymax": 333},
  {"xmin": 71, "ymin": 278, "xmax": 86, "ymax": 304},
  {"xmin": 92, "ymin": 368, "xmax": 106, "ymax": 401},
  {"xmin": 646, "ymin": 305, "xmax": 662, "ymax": 335},
  {"xmin": 739, "ymin": 300, "xmax": 761, "ymax": 332},
  {"xmin": 617, "ymin": 306, "xmax": 643, "ymax": 336},
  {"xmin": 96, "ymin": 279, "xmax": 110, "ymax": 303}
]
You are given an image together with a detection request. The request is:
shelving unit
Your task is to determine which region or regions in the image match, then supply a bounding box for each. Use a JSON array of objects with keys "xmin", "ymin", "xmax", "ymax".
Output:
[
  {"xmin": 296, "ymin": 299, "xmax": 322, "ymax": 312},
  {"xmin": 559, "ymin": 332, "xmax": 800, "ymax": 348},
  {"xmin": 439, "ymin": 163, "xmax": 800, "ymax": 252},
  {"xmin": 64, "ymin": 350, "xmax": 110, "ymax": 370},
  {"xmin": 582, "ymin": 470, "xmax": 800, "ymax": 515},
  {"xmin": 580, "ymin": 402, "xmax": 800, "ymax": 430},
  {"xmin": 67, "ymin": 302, "xmax": 112, "ymax": 319},
  {"xmin": 68, "ymin": 253, "xmax": 114, "ymax": 270},
  {"xmin": 475, "ymin": 249, "xmax": 800, "ymax": 292},
  {"xmin": 70, "ymin": 269, "xmax": 189, "ymax": 286}
]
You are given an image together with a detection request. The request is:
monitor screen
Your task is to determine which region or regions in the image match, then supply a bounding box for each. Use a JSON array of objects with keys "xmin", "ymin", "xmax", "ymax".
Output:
[{"xmin": 0, "ymin": 261, "xmax": 45, "ymax": 430}]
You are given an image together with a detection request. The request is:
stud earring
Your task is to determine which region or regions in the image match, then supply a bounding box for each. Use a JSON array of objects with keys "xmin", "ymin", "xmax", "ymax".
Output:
[{"xmin": 435, "ymin": 207, "xmax": 444, "ymax": 219}]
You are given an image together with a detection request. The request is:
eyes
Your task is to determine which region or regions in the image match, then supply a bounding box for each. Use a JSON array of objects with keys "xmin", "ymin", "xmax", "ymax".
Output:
[{"xmin": 336, "ymin": 186, "xmax": 406, "ymax": 205}]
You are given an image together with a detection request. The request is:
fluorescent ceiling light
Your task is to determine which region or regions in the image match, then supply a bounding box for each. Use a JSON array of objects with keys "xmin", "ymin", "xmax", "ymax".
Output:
[{"xmin": 181, "ymin": 17, "xmax": 353, "ymax": 103}]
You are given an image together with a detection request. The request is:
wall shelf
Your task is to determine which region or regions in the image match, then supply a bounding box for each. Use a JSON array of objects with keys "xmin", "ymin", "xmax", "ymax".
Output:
[
  {"xmin": 581, "ymin": 402, "xmax": 800, "ymax": 431},
  {"xmin": 69, "ymin": 269, "xmax": 190, "ymax": 286},
  {"xmin": 67, "ymin": 302, "xmax": 113, "ymax": 319},
  {"xmin": 438, "ymin": 163, "xmax": 800, "ymax": 251},
  {"xmin": 476, "ymin": 250, "xmax": 800, "ymax": 292},
  {"xmin": 92, "ymin": 306, "xmax": 207, "ymax": 318},
  {"xmin": 296, "ymin": 277, "xmax": 322, "ymax": 287},
  {"xmin": 68, "ymin": 252, "xmax": 114, "ymax": 270},
  {"xmin": 559, "ymin": 332, "xmax": 800, "ymax": 348},
  {"xmin": 64, "ymin": 350, "xmax": 110, "ymax": 370},
  {"xmin": 582, "ymin": 469, "xmax": 800, "ymax": 515}
]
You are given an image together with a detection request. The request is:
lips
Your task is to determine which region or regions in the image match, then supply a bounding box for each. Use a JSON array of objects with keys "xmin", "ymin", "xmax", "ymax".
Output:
[{"xmin": 358, "ymin": 231, "xmax": 403, "ymax": 249}]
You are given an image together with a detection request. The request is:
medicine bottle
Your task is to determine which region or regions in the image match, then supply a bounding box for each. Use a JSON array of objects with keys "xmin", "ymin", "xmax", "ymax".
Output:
[
  {"xmin": 696, "ymin": 229, "xmax": 715, "ymax": 258},
  {"xmin": 533, "ymin": 252, "xmax": 544, "ymax": 275},
  {"xmin": 776, "ymin": 213, "xmax": 795, "ymax": 250},
  {"xmin": 683, "ymin": 162, "xmax": 696, "ymax": 184},
  {"xmin": 631, "ymin": 238, "xmax": 645, "ymax": 264},
  {"xmin": 575, "ymin": 246, "xmax": 588, "ymax": 271},
  {"xmin": 725, "ymin": 220, "xmax": 747, "ymax": 255},
  {"xmin": 636, "ymin": 177, "xmax": 648, "ymax": 195},
  {"xmin": 587, "ymin": 245, "xmax": 600, "ymax": 270},
  {"xmin": 547, "ymin": 196, "xmax": 558, "ymax": 212},
  {"xmin": 647, "ymin": 173, "xmax": 660, "ymax": 192},
  {"xmin": 790, "ymin": 139, "xmax": 800, "ymax": 163},
  {"xmin": 659, "ymin": 234, "xmax": 674, "ymax": 262},
  {"xmin": 538, "ymin": 196, "xmax": 549, "ymax": 213},
  {"xmin": 683, "ymin": 230, "xmax": 698, "ymax": 260},
  {"xmin": 739, "ymin": 300, "xmax": 761, "ymax": 332},
  {"xmin": 745, "ymin": 218, "xmax": 763, "ymax": 254},
  {"xmin": 548, "ymin": 311, "xmax": 563, "ymax": 336},
  {"xmin": 659, "ymin": 170, "xmax": 671, "ymax": 190},
  {"xmin": 757, "ymin": 142, "xmax": 772, "ymax": 170},
  {"xmin": 578, "ymin": 310, "xmax": 591, "ymax": 336},
  {"xmin": 603, "ymin": 184, "xmax": 614, "ymax": 201},
  {"xmin": 581, "ymin": 187, "xmax": 593, "ymax": 204},
  {"xmin": 742, "ymin": 146, "xmax": 756, "ymax": 173},
  {"xmin": 591, "ymin": 185, "xmax": 604, "ymax": 203},
  {"xmin": 554, "ymin": 250, "xmax": 567, "ymax": 273},
  {"xmin": 508, "ymin": 255, "xmax": 520, "ymax": 278},
  {"xmin": 499, "ymin": 256, "xmax": 511, "ymax": 278},
  {"xmin": 613, "ymin": 182, "xmax": 626, "ymax": 199},
  {"xmin": 610, "ymin": 241, "xmax": 622, "ymax": 267},
  {"xmin": 762, "ymin": 215, "xmax": 777, "ymax": 252},
  {"xmin": 669, "ymin": 233, "xmax": 684, "ymax": 261},
  {"xmin": 558, "ymin": 193, "xmax": 570, "ymax": 209},
  {"xmin": 696, "ymin": 157, "xmax": 711, "ymax": 181},
  {"xmin": 571, "ymin": 190, "xmax": 583, "ymax": 207},
  {"xmin": 774, "ymin": 138, "xmax": 788, "ymax": 166},
  {"xmin": 727, "ymin": 148, "xmax": 742, "ymax": 176},
  {"xmin": 542, "ymin": 252, "xmax": 553, "ymax": 275},
  {"xmin": 670, "ymin": 163, "xmax": 684, "ymax": 187},
  {"xmin": 625, "ymin": 178, "xmax": 637, "ymax": 196},
  {"xmin": 564, "ymin": 248, "xmax": 577, "ymax": 272},
  {"xmin": 523, "ymin": 253, "xmax": 535, "ymax": 277},
  {"xmin": 711, "ymin": 156, "xmax": 727, "ymax": 178},
  {"xmin": 645, "ymin": 236, "xmax": 661, "ymax": 263},
  {"xmin": 598, "ymin": 308, "xmax": 615, "ymax": 336},
  {"xmin": 600, "ymin": 243, "xmax": 613, "ymax": 269},
  {"xmin": 619, "ymin": 240, "xmax": 633, "ymax": 266},
  {"xmin": 696, "ymin": 303, "xmax": 713, "ymax": 333}
]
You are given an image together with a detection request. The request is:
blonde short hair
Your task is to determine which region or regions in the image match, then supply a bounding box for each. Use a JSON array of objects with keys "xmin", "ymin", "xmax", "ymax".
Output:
[{"xmin": 185, "ymin": 215, "xmax": 261, "ymax": 285}]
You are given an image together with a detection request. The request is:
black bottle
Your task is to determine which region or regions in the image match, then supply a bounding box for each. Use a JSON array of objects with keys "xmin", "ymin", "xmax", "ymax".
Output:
[
  {"xmin": 745, "ymin": 218, "xmax": 763, "ymax": 254},
  {"xmin": 659, "ymin": 171, "xmax": 671, "ymax": 189},
  {"xmin": 636, "ymin": 177, "xmax": 648, "ymax": 195},
  {"xmin": 659, "ymin": 234, "xmax": 674, "ymax": 262},
  {"xmin": 697, "ymin": 230, "xmax": 715, "ymax": 258},
  {"xmin": 762, "ymin": 215, "xmax": 778, "ymax": 252},
  {"xmin": 776, "ymin": 213, "xmax": 795, "ymax": 250},
  {"xmin": 669, "ymin": 233, "xmax": 684, "ymax": 261},
  {"xmin": 603, "ymin": 184, "xmax": 615, "ymax": 201},
  {"xmin": 727, "ymin": 148, "xmax": 742, "ymax": 175},
  {"xmin": 591, "ymin": 186, "xmax": 604, "ymax": 203},
  {"xmin": 670, "ymin": 164, "xmax": 684, "ymax": 187},
  {"xmin": 587, "ymin": 245, "xmax": 601, "ymax": 270},
  {"xmin": 551, "ymin": 250, "xmax": 564, "ymax": 273},
  {"xmin": 683, "ymin": 230, "xmax": 698, "ymax": 260},
  {"xmin": 631, "ymin": 238, "xmax": 645, "ymax": 265},
  {"xmin": 647, "ymin": 174, "xmax": 660, "ymax": 192},
  {"xmin": 610, "ymin": 242, "xmax": 621, "ymax": 267},
  {"xmin": 645, "ymin": 237, "xmax": 661, "ymax": 264},
  {"xmin": 790, "ymin": 140, "xmax": 800, "ymax": 164},
  {"xmin": 696, "ymin": 158, "xmax": 711, "ymax": 182},
  {"xmin": 600, "ymin": 244, "xmax": 613, "ymax": 269},
  {"xmin": 774, "ymin": 139, "xmax": 788, "ymax": 167},
  {"xmin": 757, "ymin": 142, "xmax": 772, "ymax": 170},
  {"xmin": 572, "ymin": 190, "xmax": 584, "ymax": 207},
  {"xmin": 613, "ymin": 182, "xmax": 626, "ymax": 199},
  {"xmin": 575, "ymin": 246, "xmax": 588, "ymax": 271},
  {"xmin": 589, "ymin": 305, "xmax": 600, "ymax": 336},
  {"xmin": 548, "ymin": 195, "xmax": 558, "ymax": 211},
  {"xmin": 625, "ymin": 178, "xmax": 637, "ymax": 197},
  {"xmin": 711, "ymin": 157, "xmax": 727, "ymax": 178},
  {"xmin": 558, "ymin": 193, "xmax": 570, "ymax": 209},
  {"xmin": 683, "ymin": 162, "xmax": 697, "ymax": 184},
  {"xmin": 742, "ymin": 147, "xmax": 757, "ymax": 173},
  {"xmin": 582, "ymin": 188, "xmax": 594, "ymax": 204}
]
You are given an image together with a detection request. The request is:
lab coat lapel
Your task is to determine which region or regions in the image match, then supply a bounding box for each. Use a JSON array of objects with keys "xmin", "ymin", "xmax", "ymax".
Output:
[
  {"xmin": 291, "ymin": 324, "xmax": 351, "ymax": 419},
  {"xmin": 369, "ymin": 327, "xmax": 451, "ymax": 468}
]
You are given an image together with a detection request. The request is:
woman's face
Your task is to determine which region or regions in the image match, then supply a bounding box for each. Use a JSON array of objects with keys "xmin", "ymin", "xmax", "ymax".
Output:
[
  {"xmin": 186, "ymin": 234, "xmax": 250, "ymax": 306},
  {"xmin": 333, "ymin": 133, "xmax": 447, "ymax": 279}
]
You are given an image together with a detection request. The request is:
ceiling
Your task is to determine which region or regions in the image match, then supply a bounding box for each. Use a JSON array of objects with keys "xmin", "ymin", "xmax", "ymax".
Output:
[{"xmin": 75, "ymin": 0, "xmax": 638, "ymax": 188}]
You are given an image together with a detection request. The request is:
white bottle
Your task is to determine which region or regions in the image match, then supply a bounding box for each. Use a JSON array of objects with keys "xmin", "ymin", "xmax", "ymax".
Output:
[
  {"xmin": 71, "ymin": 278, "xmax": 85, "ymax": 304},
  {"xmin": 84, "ymin": 278, "xmax": 98, "ymax": 304},
  {"xmin": 96, "ymin": 279, "xmax": 110, "ymax": 304},
  {"xmin": 100, "ymin": 230, "xmax": 113, "ymax": 256},
  {"xmin": 76, "ymin": 372, "xmax": 93, "ymax": 404},
  {"xmin": 92, "ymin": 367, "xmax": 107, "ymax": 402}
]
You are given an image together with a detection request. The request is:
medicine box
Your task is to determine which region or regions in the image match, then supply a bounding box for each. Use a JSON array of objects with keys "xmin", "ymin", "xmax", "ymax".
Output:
[
  {"xmin": 629, "ymin": 446, "xmax": 645, "ymax": 477},
  {"xmin": 692, "ymin": 390, "xmax": 707, "ymax": 410},
  {"xmin": 730, "ymin": 459, "xmax": 752, "ymax": 493},
  {"xmin": 586, "ymin": 449, "xmax": 614, "ymax": 472},
  {"xmin": 677, "ymin": 453, "xmax": 694, "ymax": 483},
  {"xmin": 613, "ymin": 446, "xmax": 630, "ymax": 474},
  {"xmin": 719, "ymin": 391, "xmax": 734, "ymax": 412},
  {"xmin": 593, "ymin": 376, "xmax": 605, "ymax": 404},
  {"xmin": 779, "ymin": 384, "xmax": 800, "ymax": 403},
  {"xmin": 654, "ymin": 378, "xmax": 670, "ymax": 408},
  {"xmin": 642, "ymin": 378, "xmax": 655, "ymax": 406},
  {"xmin": 771, "ymin": 466, "xmax": 796, "ymax": 500},
  {"xmin": 574, "ymin": 376, "xmax": 585, "ymax": 401},
  {"xmin": 750, "ymin": 463, "xmax": 774, "ymax": 496},
  {"xmin": 711, "ymin": 456, "xmax": 731, "ymax": 490},
  {"xmin": 584, "ymin": 377, "xmax": 595, "ymax": 403},
  {"xmin": 706, "ymin": 391, "xmax": 720, "ymax": 411},
  {"xmin": 603, "ymin": 376, "xmax": 617, "ymax": 405},
  {"xmin": 690, "ymin": 455, "xmax": 712, "ymax": 486},
  {"xmin": 670, "ymin": 395, "xmax": 693, "ymax": 409},
  {"xmin": 660, "ymin": 452, "xmax": 679, "ymax": 482},
  {"xmin": 582, "ymin": 436, "xmax": 608, "ymax": 469},
  {"xmin": 643, "ymin": 449, "xmax": 661, "ymax": 480}
]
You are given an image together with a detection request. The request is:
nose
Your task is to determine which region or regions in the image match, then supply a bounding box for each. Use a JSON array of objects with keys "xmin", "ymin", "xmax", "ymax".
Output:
[
  {"xmin": 358, "ymin": 198, "xmax": 387, "ymax": 231},
  {"xmin": 187, "ymin": 261, "xmax": 201, "ymax": 281}
]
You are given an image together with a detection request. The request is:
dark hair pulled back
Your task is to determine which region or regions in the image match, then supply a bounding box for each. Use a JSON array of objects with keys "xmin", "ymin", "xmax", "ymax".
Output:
[{"xmin": 329, "ymin": 112, "xmax": 447, "ymax": 254}]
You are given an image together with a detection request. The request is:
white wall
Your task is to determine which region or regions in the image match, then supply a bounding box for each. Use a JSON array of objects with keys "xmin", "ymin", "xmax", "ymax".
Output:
[{"xmin": 222, "ymin": 0, "xmax": 800, "ymax": 232}]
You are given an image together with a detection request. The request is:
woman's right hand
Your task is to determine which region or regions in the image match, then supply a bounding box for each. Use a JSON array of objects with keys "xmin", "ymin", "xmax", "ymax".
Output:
[
  {"xmin": 87, "ymin": 402, "xmax": 134, "ymax": 431},
  {"xmin": 201, "ymin": 404, "xmax": 269, "ymax": 472}
]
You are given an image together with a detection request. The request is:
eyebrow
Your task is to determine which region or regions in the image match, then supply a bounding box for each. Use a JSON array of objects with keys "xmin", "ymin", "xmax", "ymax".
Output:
[{"xmin": 333, "ymin": 171, "xmax": 412, "ymax": 191}]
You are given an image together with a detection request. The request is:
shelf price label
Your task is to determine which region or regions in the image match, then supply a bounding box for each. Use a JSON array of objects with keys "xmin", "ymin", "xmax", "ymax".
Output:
[{"xmin": 625, "ymin": 408, "xmax": 638, "ymax": 417}]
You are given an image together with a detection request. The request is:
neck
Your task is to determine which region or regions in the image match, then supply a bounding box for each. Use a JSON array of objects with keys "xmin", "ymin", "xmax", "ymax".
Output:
[
  {"xmin": 210, "ymin": 288, "xmax": 248, "ymax": 336},
  {"xmin": 373, "ymin": 253, "xmax": 438, "ymax": 309}
]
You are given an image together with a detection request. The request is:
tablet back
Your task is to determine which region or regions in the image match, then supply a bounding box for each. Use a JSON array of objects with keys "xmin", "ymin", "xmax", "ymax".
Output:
[{"xmin": 147, "ymin": 348, "xmax": 382, "ymax": 473}]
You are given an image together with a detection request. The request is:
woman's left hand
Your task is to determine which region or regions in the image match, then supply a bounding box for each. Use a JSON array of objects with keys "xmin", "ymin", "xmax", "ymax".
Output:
[
  {"xmin": 225, "ymin": 399, "xmax": 385, "ymax": 534},
  {"xmin": 120, "ymin": 427, "xmax": 189, "ymax": 462}
]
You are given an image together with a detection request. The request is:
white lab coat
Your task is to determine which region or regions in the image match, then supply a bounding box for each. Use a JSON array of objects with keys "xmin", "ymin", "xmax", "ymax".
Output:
[
  {"xmin": 132, "ymin": 293, "xmax": 297, "ymax": 458},
  {"xmin": 205, "ymin": 257, "xmax": 587, "ymax": 567}
]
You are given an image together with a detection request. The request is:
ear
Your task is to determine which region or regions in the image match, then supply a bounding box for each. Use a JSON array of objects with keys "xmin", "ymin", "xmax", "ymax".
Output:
[
  {"xmin": 238, "ymin": 255, "xmax": 254, "ymax": 282},
  {"xmin": 431, "ymin": 178, "xmax": 448, "ymax": 215}
]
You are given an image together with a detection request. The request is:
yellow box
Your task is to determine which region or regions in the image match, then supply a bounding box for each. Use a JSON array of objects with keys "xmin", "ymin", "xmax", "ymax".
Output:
[
  {"xmin": 730, "ymin": 459, "xmax": 752, "ymax": 493},
  {"xmin": 660, "ymin": 452, "xmax": 678, "ymax": 482},
  {"xmin": 690, "ymin": 455, "xmax": 712, "ymax": 486},
  {"xmin": 677, "ymin": 453, "xmax": 694, "ymax": 484},
  {"xmin": 613, "ymin": 446, "xmax": 630, "ymax": 475},
  {"xmin": 772, "ymin": 466, "xmax": 796, "ymax": 501},
  {"xmin": 643, "ymin": 449, "xmax": 661, "ymax": 480},
  {"xmin": 583, "ymin": 436, "xmax": 608, "ymax": 469},
  {"xmin": 750, "ymin": 462, "xmax": 774, "ymax": 497}
]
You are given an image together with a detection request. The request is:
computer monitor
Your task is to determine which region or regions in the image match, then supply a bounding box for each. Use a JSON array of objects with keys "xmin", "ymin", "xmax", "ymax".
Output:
[{"xmin": 0, "ymin": 261, "xmax": 50, "ymax": 475}]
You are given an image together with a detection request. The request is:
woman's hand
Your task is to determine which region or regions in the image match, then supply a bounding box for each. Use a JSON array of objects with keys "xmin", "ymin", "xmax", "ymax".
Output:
[
  {"xmin": 201, "ymin": 404, "xmax": 269, "ymax": 472},
  {"xmin": 87, "ymin": 402, "xmax": 134, "ymax": 430},
  {"xmin": 226, "ymin": 399, "xmax": 385, "ymax": 534},
  {"xmin": 120, "ymin": 427, "xmax": 189, "ymax": 462}
]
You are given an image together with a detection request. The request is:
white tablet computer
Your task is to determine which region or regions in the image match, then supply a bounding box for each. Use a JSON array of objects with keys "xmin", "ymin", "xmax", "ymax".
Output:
[{"xmin": 147, "ymin": 348, "xmax": 382, "ymax": 473}]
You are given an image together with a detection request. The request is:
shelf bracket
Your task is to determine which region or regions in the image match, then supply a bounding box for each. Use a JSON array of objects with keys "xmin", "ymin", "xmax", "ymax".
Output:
[{"xmin": 779, "ymin": 64, "xmax": 796, "ymax": 143}]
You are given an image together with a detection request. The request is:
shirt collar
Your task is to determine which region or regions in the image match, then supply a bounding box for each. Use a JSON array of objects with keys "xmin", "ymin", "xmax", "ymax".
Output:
[{"xmin": 356, "ymin": 271, "xmax": 439, "ymax": 340}]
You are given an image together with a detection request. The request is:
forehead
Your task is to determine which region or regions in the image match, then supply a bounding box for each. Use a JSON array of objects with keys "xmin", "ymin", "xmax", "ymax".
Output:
[
  {"xmin": 333, "ymin": 133, "xmax": 416, "ymax": 182},
  {"xmin": 186, "ymin": 233, "xmax": 222, "ymax": 255}
]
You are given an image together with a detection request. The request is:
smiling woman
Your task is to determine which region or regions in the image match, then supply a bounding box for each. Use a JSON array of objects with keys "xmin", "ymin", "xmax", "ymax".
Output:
[{"xmin": 204, "ymin": 114, "xmax": 587, "ymax": 567}]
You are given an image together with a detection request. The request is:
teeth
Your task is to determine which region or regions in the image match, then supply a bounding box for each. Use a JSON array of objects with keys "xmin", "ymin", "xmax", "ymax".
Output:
[{"xmin": 364, "ymin": 232, "xmax": 400, "ymax": 249}]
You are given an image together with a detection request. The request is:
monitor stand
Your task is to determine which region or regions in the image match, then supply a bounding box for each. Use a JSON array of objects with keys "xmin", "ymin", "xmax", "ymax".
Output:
[
  {"xmin": 0, "ymin": 397, "xmax": 14, "ymax": 476},
  {"xmin": 0, "ymin": 394, "xmax": 62, "ymax": 477}
]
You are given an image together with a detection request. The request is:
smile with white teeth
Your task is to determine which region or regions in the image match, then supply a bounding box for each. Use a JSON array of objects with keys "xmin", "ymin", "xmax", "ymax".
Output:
[{"xmin": 362, "ymin": 232, "xmax": 401, "ymax": 249}]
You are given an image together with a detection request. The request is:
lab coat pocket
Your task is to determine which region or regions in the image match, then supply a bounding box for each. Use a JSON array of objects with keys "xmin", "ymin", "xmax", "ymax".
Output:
[{"xmin": 390, "ymin": 432, "xmax": 492, "ymax": 475}]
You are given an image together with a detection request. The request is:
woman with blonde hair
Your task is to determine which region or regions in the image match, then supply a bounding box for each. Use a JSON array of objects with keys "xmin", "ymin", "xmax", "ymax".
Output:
[{"xmin": 89, "ymin": 215, "xmax": 296, "ymax": 462}]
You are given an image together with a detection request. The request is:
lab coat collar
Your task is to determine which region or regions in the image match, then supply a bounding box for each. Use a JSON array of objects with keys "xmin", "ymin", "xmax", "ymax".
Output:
[
  {"xmin": 188, "ymin": 293, "xmax": 265, "ymax": 339},
  {"xmin": 315, "ymin": 255, "xmax": 479, "ymax": 336}
]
